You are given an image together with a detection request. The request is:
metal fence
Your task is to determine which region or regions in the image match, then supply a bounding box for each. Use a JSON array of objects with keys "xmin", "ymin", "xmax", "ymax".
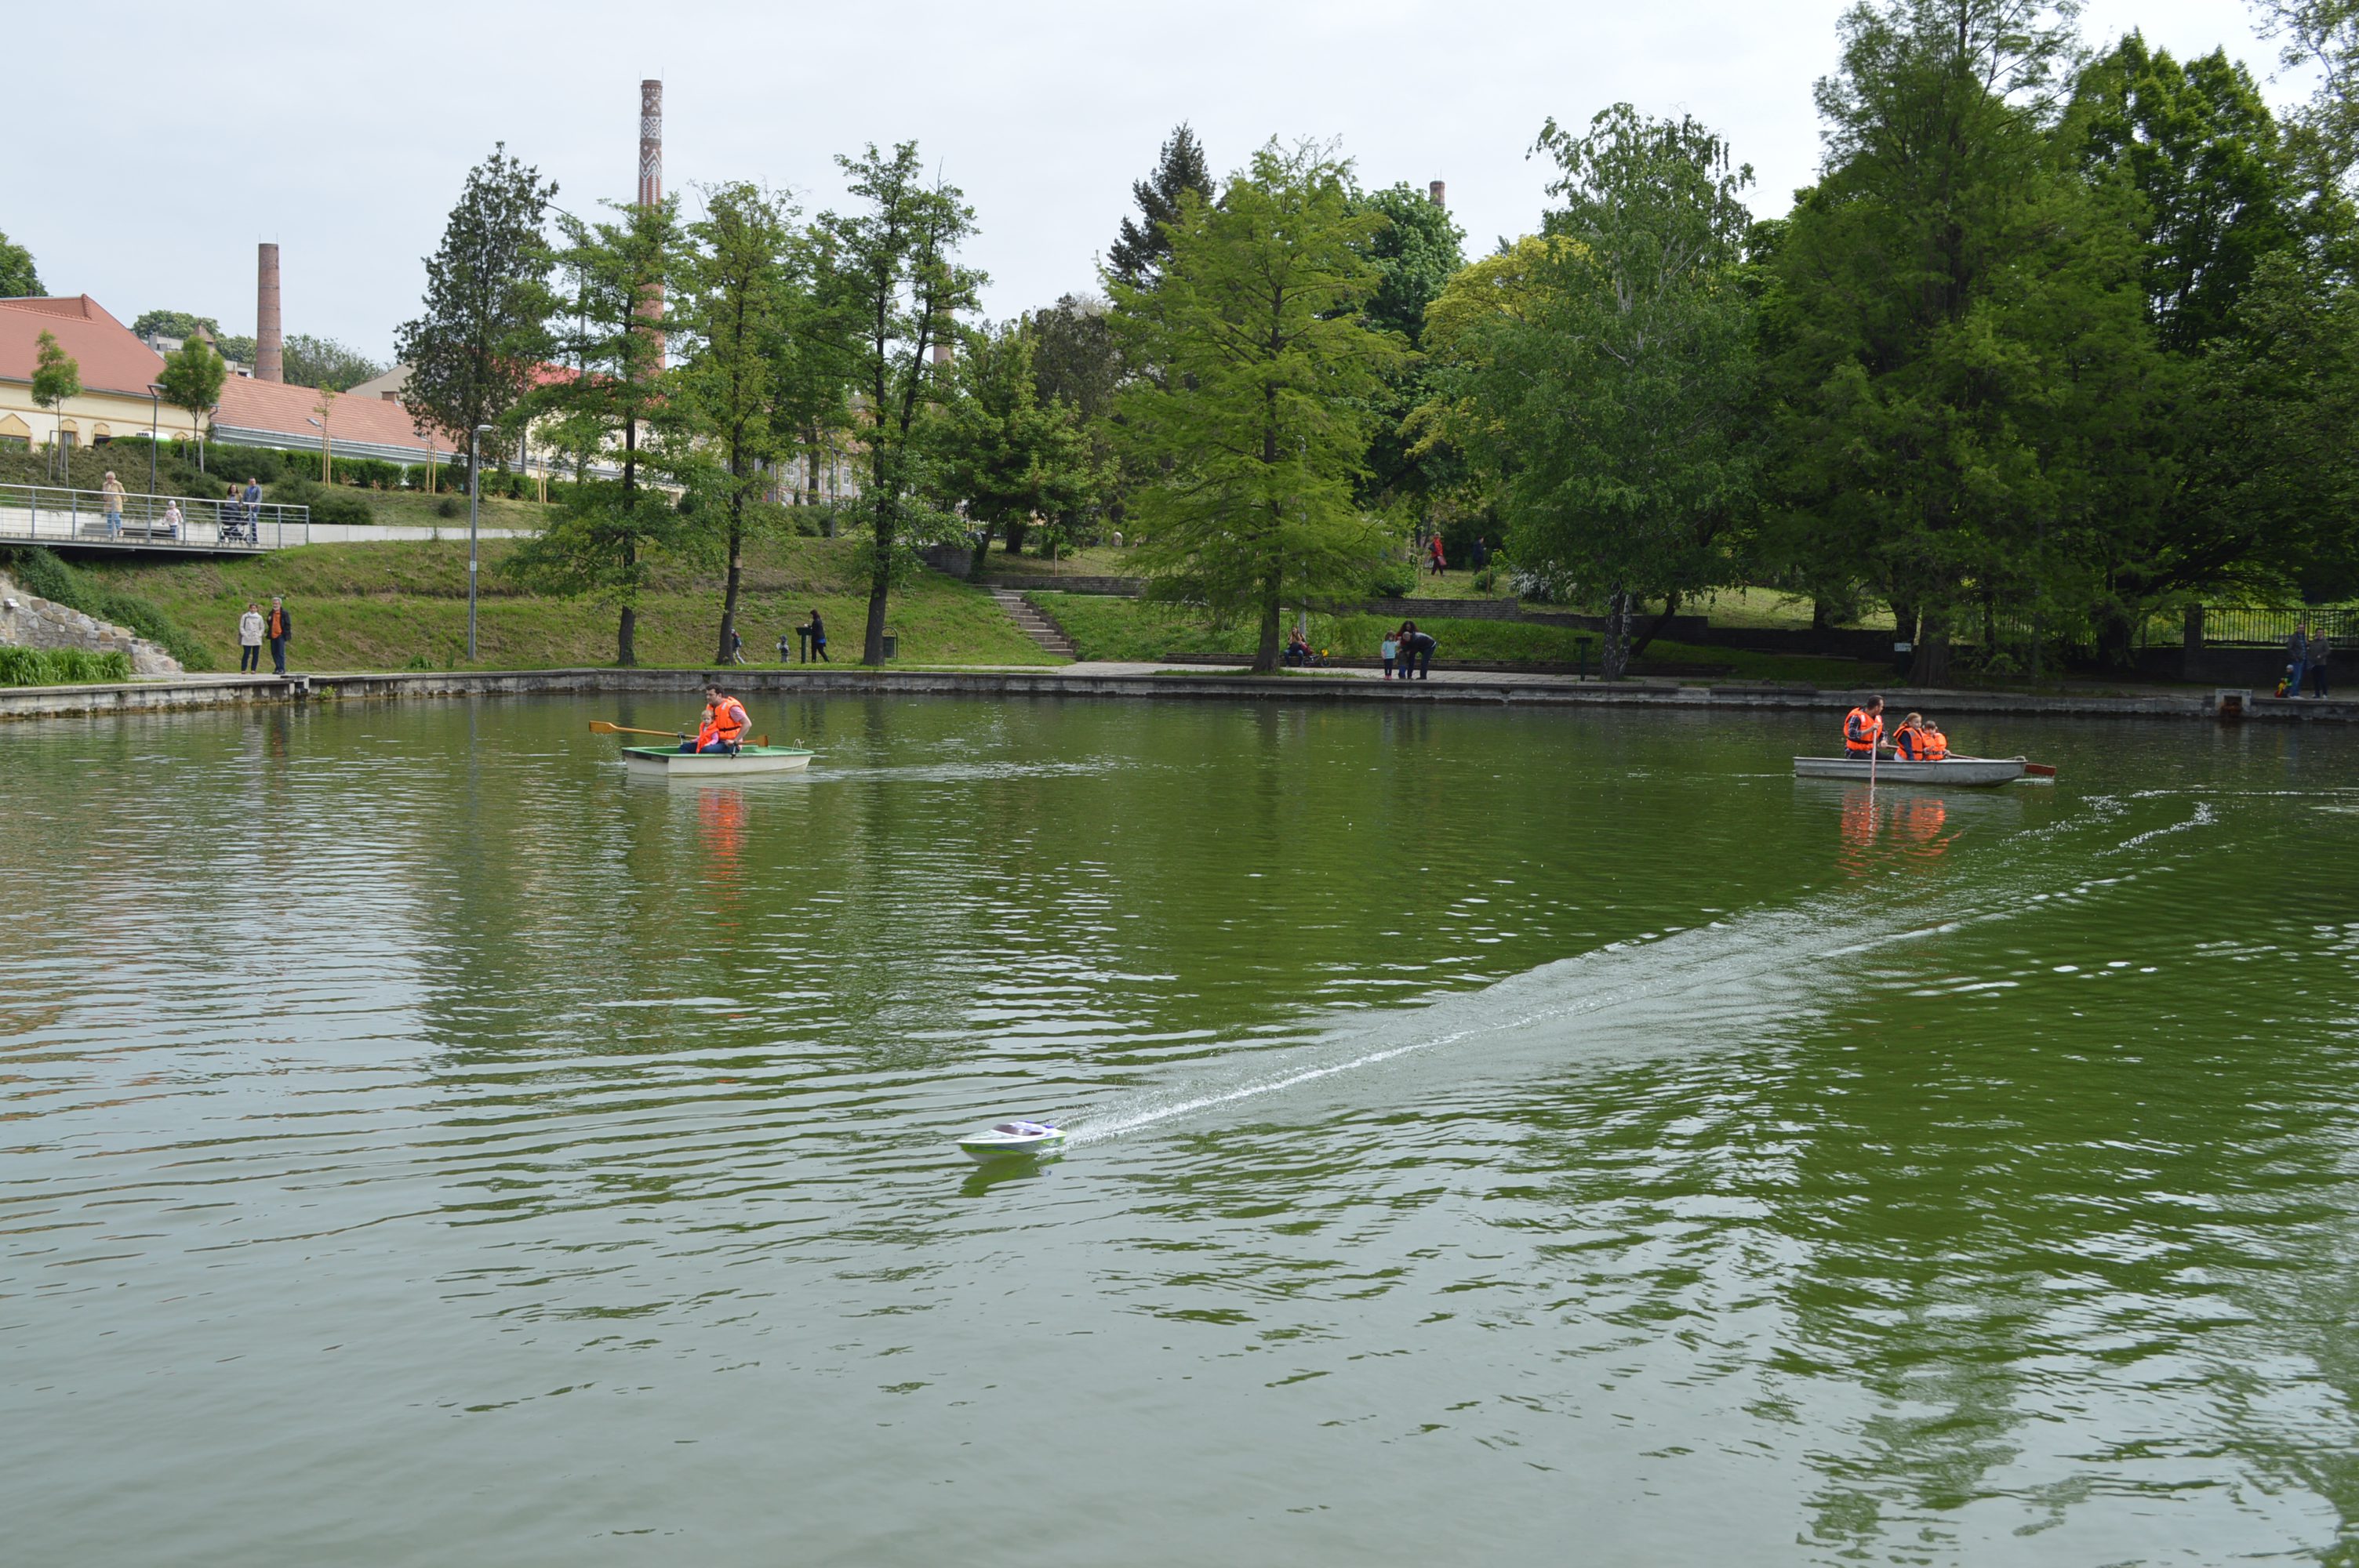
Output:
[
  {"xmin": 2191, "ymin": 605, "xmax": 2357, "ymax": 648},
  {"xmin": 0, "ymin": 484, "xmax": 309, "ymax": 551}
]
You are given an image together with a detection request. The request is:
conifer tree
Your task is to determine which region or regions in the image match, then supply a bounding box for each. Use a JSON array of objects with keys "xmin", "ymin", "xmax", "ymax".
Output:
[{"xmin": 1108, "ymin": 125, "xmax": 1211, "ymax": 288}]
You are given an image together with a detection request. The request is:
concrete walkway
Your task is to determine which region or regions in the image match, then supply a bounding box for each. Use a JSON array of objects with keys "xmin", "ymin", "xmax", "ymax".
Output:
[{"xmin": 5, "ymin": 659, "xmax": 2352, "ymax": 725}]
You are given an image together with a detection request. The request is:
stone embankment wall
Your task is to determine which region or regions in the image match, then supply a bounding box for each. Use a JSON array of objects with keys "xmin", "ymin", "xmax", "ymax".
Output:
[{"xmin": 0, "ymin": 573, "xmax": 184, "ymax": 676}]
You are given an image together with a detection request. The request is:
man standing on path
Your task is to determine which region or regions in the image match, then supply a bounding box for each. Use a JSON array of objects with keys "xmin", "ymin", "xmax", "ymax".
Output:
[
  {"xmin": 2287, "ymin": 622, "xmax": 2311, "ymax": 699},
  {"xmin": 242, "ymin": 477, "xmax": 264, "ymax": 543},
  {"xmin": 2310, "ymin": 627, "xmax": 2332, "ymax": 698},
  {"xmin": 266, "ymin": 596, "xmax": 291, "ymax": 677},
  {"xmin": 805, "ymin": 608, "xmax": 828, "ymax": 662},
  {"xmin": 238, "ymin": 602, "xmax": 264, "ymax": 673},
  {"xmin": 100, "ymin": 471, "xmax": 127, "ymax": 539}
]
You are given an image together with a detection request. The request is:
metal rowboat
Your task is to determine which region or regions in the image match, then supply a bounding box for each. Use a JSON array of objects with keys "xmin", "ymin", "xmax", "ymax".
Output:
[
  {"xmin": 623, "ymin": 744, "xmax": 816, "ymax": 776},
  {"xmin": 1793, "ymin": 755, "xmax": 2028, "ymax": 786}
]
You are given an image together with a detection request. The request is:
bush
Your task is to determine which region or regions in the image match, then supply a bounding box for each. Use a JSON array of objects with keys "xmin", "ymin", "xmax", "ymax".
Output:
[
  {"xmin": 0, "ymin": 646, "xmax": 134, "ymax": 686},
  {"xmin": 0, "ymin": 546, "xmax": 209, "ymax": 669},
  {"xmin": 436, "ymin": 496, "xmax": 462, "ymax": 520},
  {"xmin": 1472, "ymin": 566, "xmax": 1498, "ymax": 594},
  {"xmin": 1368, "ymin": 558, "xmax": 1416, "ymax": 599}
]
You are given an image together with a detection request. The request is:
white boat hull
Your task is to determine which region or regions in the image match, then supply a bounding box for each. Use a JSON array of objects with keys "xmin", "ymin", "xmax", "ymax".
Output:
[
  {"xmin": 1793, "ymin": 755, "xmax": 2026, "ymax": 786},
  {"xmin": 956, "ymin": 1125, "xmax": 1067, "ymax": 1162},
  {"xmin": 623, "ymin": 745, "xmax": 814, "ymax": 776}
]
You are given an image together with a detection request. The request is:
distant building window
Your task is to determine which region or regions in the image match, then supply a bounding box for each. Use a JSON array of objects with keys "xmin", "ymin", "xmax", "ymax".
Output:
[
  {"xmin": 92, "ymin": 423, "xmax": 112, "ymax": 445},
  {"xmin": 0, "ymin": 435, "xmax": 26, "ymax": 451}
]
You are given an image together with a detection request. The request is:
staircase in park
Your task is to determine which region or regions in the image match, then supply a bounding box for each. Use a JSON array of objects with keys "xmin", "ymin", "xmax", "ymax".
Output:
[{"xmin": 989, "ymin": 588, "xmax": 1078, "ymax": 659}]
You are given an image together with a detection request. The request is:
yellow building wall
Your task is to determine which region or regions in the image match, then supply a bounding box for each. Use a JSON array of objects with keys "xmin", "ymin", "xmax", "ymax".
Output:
[{"xmin": 0, "ymin": 381, "xmax": 204, "ymax": 452}]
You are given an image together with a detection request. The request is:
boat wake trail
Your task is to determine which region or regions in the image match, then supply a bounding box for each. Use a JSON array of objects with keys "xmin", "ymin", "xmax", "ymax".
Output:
[{"xmin": 1068, "ymin": 793, "xmax": 2221, "ymax": 1148}]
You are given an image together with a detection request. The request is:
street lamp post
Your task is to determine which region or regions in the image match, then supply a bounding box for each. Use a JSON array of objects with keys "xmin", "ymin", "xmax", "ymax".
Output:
[
  {"xmin": 145, "ymin": 383, "xmax": 163, "ymax": 499},
  {"xmin": 469, "ymin": 423, "xmax": 496, "ymax": 661},
  {"xmin": 305, "ymin": 416, "xmax": 329, "ymax": 485}
]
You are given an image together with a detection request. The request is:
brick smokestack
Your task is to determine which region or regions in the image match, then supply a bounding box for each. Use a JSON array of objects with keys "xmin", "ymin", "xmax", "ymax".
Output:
[
  {"xmin": 637, "ymin": 79, "xmax": 666, "ymax": 367},
  {"xmin": 1428, "ymin": 180, "xmax": 1447, "ymax": 211},
  {"xmin": 256, "ymin": 242, "xmax": 283, "ymax": 383}
]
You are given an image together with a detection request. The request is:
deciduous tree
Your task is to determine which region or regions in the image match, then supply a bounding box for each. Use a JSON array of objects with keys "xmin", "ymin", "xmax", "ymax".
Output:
[
  {"xmin": 156, "ymin": 337, "xmax": 228, "ymax": 474},
  {"xmin": 30, "ymin": 329, "xmax": 79, "ymax": 482},
  {"xmin": 1452, "ymin": 107, "xmax": 1756, "ymax": 679},
  {"xmin": 1110, "ymin": 140, "xmax": 1409, "ymax": 672},
  {"xmin": 511, "ymin": 198, "xmax": 685, "ymax": 666},
  {"xmin": 937, "ymin": 319, "xmax": 1106, "ymax": 571},
  {"xmin": 0, "ymin": 230, "xmax": 38, "ymax": 299},
  {"xmin": 395, "ymin": 144, "xmax": 558, "ymax": 476},
  {"xmin": 814, "ymin": 142, "xmax": 983, "ymax": 664}
]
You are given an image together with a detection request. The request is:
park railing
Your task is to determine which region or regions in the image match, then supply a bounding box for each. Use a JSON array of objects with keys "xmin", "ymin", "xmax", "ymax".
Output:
[
  {"xmin": 2190, "ymin": 604, "xmax": 2357, "ymax": 648},
  {"xmin": 0, "ymin": 484, "xmax": 308, "ymax": 551}
]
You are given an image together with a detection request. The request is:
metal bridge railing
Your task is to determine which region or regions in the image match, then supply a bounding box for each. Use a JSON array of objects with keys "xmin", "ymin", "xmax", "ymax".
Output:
[{"xmin": 0, "ymin": 484, "xmax": 309, "ymax": 550}]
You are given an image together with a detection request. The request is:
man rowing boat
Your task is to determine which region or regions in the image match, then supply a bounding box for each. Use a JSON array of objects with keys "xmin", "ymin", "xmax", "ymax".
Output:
[
  {"xmin": 1843, "ymin": 696, "xmax": 1885, "ymax": 757},
  {"xmin": 680, "ymin": 686, "xmax": 751, "ymax": 754}
]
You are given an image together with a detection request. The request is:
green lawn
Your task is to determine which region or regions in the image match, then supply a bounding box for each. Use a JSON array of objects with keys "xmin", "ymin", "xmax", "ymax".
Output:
[
  {"xmin": 1032, "ymin": 593, "xmax": 1880, "ymax": 684},
  {"xmin": 83, "ymin": 537, "xmax": 1059, "ymax": 672}
]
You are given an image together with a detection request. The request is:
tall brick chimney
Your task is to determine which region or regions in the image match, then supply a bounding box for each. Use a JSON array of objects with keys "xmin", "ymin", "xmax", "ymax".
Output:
[
  {"xmin": 1428, "ymin": 180, "xmax": 1447, "ymax": 211},
  {"xmin": 256, "ymin": 242, "xmax": 283, "ymax": 383}
]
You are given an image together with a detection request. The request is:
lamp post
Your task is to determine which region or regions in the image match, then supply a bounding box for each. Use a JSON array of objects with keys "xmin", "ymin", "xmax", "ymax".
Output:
[
  {"xmin": 304, "ymin": 416, "xmax": 329, "ymax": 484},
  {"xmin": 145, "ymin": 383, "xmax": 163, "ymax": 498},
  {"xmin": 469, "ymin": 423, "xmax": 496, "ymax": 661}
]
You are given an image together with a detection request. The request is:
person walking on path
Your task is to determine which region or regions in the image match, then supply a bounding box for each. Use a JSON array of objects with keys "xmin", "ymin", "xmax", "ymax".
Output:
[
  {"xmin": 265, "ymin": 596, "xmax": 291, "ymax": 677},
  {"xmin": 1427, "ymin": 535, "xmax": 1446, "ymax": 575},
  {"xmin": 729, "ymin": 628, "xmax": 747, "ymax": 665},
  {"xmin": 100, "ymin": 471, "xmax": 126, "ymax": 539},
  {"xmin": 805, "ymin": 609, "xmax": 829, "ymax": 662},
  {"xmin": 238, "ymin": 602, "xmax": 264, "ymax": 673},
  {"xmin": 161, "ymin": 499, "xmax": 183, "ymax": 540},
  {"xmin": 2286, "ymin": 622, "xmax": 2312, "ymax": 699},
  {"xmin": 2310, "ymin": 627, "xmax": 2332, "ymax": 698}
]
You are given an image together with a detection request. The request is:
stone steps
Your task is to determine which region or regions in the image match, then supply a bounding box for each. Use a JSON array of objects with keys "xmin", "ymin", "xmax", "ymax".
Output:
[{"xmin": 988, "ymin": 588, "xmax": 1077, "ymax": 659}]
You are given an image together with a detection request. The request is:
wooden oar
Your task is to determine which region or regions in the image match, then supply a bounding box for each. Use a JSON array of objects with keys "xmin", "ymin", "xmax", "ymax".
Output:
[
  {"xmin": 590, "ymin": 720, "xmax": 685, "ymax": 739},
  {"xmin": 1950, "ymin": 751, "xmax": 2059, "ymax": 779}
]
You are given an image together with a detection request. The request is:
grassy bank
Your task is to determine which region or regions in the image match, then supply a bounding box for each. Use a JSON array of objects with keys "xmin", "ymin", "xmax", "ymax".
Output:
[
  {"xmin": 1034, "ymin": 593, "xmax": 1882, "ymax": 684},
  {"xmin": 80, "ymin": 537, "xmax": 1058, "ymax": 671},
  {"xmin": 0, "ymin": 647, "xmax": 134, "ymax": 686}
]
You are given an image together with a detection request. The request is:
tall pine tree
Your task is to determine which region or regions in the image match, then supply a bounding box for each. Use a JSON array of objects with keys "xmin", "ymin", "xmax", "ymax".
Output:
[{"xmin": 1108, "ymin": 125, "xmax": 1211, "ymax": 288}]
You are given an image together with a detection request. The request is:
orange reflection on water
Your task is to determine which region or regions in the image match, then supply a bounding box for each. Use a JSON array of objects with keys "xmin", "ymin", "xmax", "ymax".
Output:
[{"xmin": 1836, "ymin": 785, "xmax": 1956, "ymax": 876}]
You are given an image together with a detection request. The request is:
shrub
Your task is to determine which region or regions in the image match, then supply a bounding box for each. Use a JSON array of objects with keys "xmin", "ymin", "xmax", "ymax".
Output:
[
  {"xmin": 436, "ymin": 496, "xmax": 462, "ymax": 519},
  {"xmin": 1472, "ymin": 566, "xmax": 1498, "ymax": 594},
  {"xmin": 0, "ymin": 645, "xmax": 136, "ymax": 686},
  {"xmin": 0, "ymin": 546, "xmax": 209, "ymax": 669},
  {"xmin": 1368, "ymin": 558, "xmax": 1416, "ymax": 599}
]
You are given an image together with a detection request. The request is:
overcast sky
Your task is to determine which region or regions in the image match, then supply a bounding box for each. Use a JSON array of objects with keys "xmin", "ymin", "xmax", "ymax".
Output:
[{"xmin": 11, "ymin": 0, "xmax": 2298, "ymax": 363}]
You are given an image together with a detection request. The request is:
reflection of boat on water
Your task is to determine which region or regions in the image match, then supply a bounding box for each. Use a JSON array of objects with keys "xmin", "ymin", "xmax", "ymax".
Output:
[
  {"xmin": 1818, "ymin": 779, "xmax": 2027, "ymax": 872},
  {"xmin": 1793, "ymin": 755, "xmax": 2027, "ymax": 786},
  {"xmin": 623, "ymin": 745, "xmax": 816, "ymax": 777}
]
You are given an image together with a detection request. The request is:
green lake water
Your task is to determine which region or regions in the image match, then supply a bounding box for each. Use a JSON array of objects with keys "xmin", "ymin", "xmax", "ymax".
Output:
[{"xmin": 3, "ymin": 694, "xmax": 2357, "ymax": 1565}]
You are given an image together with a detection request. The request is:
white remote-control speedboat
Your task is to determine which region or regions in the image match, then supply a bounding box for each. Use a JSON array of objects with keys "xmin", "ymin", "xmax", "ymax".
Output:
[{"xmin": 956, "ymin": 1120, "xmax": 1067, "ymax": 1163}]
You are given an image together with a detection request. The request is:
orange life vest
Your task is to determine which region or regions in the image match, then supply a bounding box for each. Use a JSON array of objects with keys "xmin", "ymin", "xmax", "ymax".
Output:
[
  {"xmin": 1844, "ymin": 707, "xmax": 1883, "ymax": 755},
  {"xmin": 697, "ymin": 696, "xmax": 750, "ymax": 747},
  {"xmin": 1890, "ymin": 723, "xmax": 1922, "ymax": 760},
  {"xmin": 1917, "ymin": 727, "xmax": 1948, "ymax": 761}
]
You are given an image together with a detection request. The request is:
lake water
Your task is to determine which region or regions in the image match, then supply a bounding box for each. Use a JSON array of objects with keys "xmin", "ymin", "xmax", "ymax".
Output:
[{"xmin": 3, "ymin": 695, "xmax": 2356, "ymax": 1565}]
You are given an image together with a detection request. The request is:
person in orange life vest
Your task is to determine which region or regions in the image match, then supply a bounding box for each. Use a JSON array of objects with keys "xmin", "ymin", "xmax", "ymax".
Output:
[
  {"xmin": 679, "ymin": 686, "xmax": 751, "ymax": 753},
  {"xmin": 1913, "ymin": 717, "xmax": 1948, "ymax": 760},
  {"xmin": 1843, "ymin": 695, "xmax": 1885, "ymax": 755},
  {"xmin": 1890, "ymin": 711, "xmax": 1926, "ymax": 760}
]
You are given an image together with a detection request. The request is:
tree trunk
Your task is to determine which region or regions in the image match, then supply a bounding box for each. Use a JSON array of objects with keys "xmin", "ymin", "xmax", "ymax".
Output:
[
  {"xmin": 618, "ymin": 426, "xmax": 638, "ymax": 667},
  {"xmin": 1004, "ymin": 517, "xmax": 1030, "ymax": 557},
  {"xmin": 968, "ymin": 521, "xmax": 995, "ymax": 579},
  {"xmin": 1908, "ymin": 611, "xmax": 1951, "ymax": 686},
  {"xmin": 1252, "ymin": 577, "xmax": 1282, "ymax": 673},
  {"xmin": 618, "ymin": 600, "xmax": 637, "ymax": 667},
  {"xmin": 1601, "ymin": 586, "xmax": 1632, "ymax": 681},
  {"xmin": 864, "ymin": 501, "xmax": 893, "ymax": 665},
  {"xmin": 717, "ymin": 511, "xmax": 744, "ymax": 666},
  {"xmin": 1627, "ymin": 588, "xmax": 1680, "ymax": 661}
]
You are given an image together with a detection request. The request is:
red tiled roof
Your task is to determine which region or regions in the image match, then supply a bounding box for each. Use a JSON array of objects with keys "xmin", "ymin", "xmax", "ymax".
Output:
[
  {"xmin": 0, "ymin": 296, "xmax": 166, "ymax": 396},
  {"xmin": 215, "ymin": 376, "xmax": 457, "ymax": 456}
]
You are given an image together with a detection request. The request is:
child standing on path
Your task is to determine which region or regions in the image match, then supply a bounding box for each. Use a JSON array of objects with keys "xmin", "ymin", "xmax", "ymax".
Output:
[
  {"xmin": 1381, "ymin": 630, "xmax": 1398, "ymax": 680},
  {"xmin": 237, "ymin": 603, "xmax": 264, "ymax": 673}
]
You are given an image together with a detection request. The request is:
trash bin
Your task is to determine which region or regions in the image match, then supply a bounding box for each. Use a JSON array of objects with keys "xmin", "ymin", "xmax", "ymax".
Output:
[{"xmin": 881, "ymin": 633, "xmax": 898, "ymax": 660}]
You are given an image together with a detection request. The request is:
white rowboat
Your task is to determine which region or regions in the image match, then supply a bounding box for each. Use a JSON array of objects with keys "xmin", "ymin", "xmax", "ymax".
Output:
[
  {"xmin": 623, "ymin": 744, "xmax": 816, "ymax": 776},
  {"xmin": 956, "ymin": 1120, "xmax": 1067, "ymax": 1162},
  {"xmin": 1793, "ymin": 755, "xmax": 2028, "ymax": 786}
]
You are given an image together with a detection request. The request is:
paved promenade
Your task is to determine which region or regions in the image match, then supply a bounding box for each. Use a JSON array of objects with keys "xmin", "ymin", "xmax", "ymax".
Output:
[{"xmin": 4, "ymin": 661, "xmax": 2354, "ymax": 724}]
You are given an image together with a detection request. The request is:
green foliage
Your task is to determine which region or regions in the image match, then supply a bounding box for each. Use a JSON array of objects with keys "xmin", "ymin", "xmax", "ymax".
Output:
[
  {"xmin": 282, "ymin": 333, "xmax": 387, "ymax": 393},
  {"xmin": 936, "ymin": 318, "xmax": 1107, "ymax": 568},
  {"xmin": 0, "ymin": 546, "xmax": 210, "ymax": 669},
  {"xmin": 270, "ymin": 474, "xmax": 375, "ymax": 528},
  {"xmin": 1110, "ymin": 140, "xmax": 1411, "ymax": 670},
  {"xmin": 132, "ymin": 309, "xmax": 216, "ymax": 341},
  {"xmin": 816, "ymin": 141, "xmax": 983, "ymax": 662},
  {"xmin": 1368, "ymin": 557, "xmax": 1416, "ymax": 597},
  {"xmin": 156, "ymin": 338, "xmax": 227, "ymax": 458},
  {"xmin": 1451, "ymin": 105, "xmax": 1755, "ymax": 678},
  {"xmin": 30, "ymin": 328, "xmax": 79, "ymax": 412},
  {"xmin": 0, "ymin": 229, "xmax": 39, "ymax": 298},
  {"xmin": 1108, "ymin": 124, "xmax": 1212, "ymax": 289},
  {"xmin": 0, "ymin": 646, "xmax": 133, "ymax": 685},
  {"xmin": 1352, "ymin": 183, "xmax": 1466, "ymax": 349},
  {"xmin": 529, "ymin": 194, "xmax": 689, "ymax": 664},
  {"xmin": 394, "ymin": 143, "xmax": 558, "ymax": 460}
]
